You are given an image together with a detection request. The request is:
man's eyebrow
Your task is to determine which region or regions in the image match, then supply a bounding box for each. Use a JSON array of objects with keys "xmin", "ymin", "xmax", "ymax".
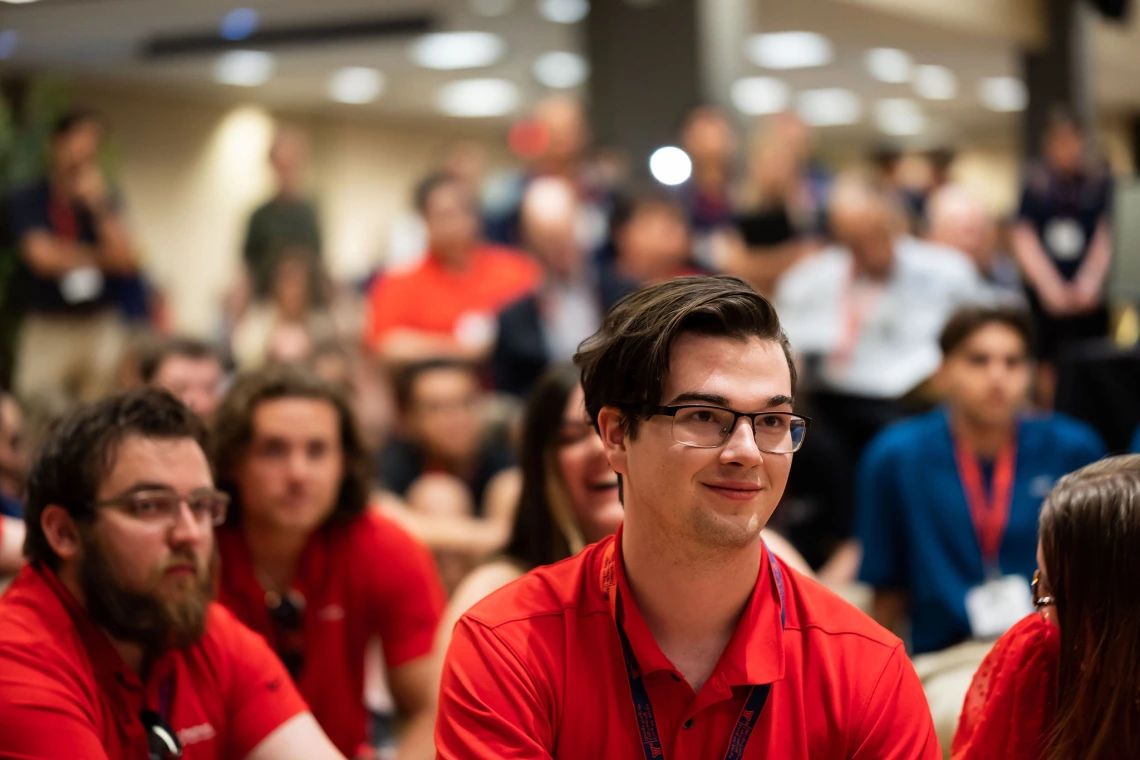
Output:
[
  {"xmin": 106, "ymin": 482, "xmax": 175, "ymax": 499},
  {"xmin": 663, "ymin": 392, "xmax": 795, "ymax": 409}
]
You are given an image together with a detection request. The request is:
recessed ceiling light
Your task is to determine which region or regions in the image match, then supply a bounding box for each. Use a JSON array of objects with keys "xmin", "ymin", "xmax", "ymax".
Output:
[
  {"xmin": 537, "ymin": 0, "xmax": 590, "ymax": 24},
  {"xmin": 532, "ymin": 51, "xmax": 589, "ymax": 88},
  {"xmin": 0, "ymin": 30, "xmax": 18, "ymax": 59},
  {"xmin": 213, "ymin": 50, "xmax": 275, "ymax": 87},
  {"xmin": 913, "ymin": 64, "xmax": 957, "ymax": 100},
  {"xmin": 649, "ymin": 147, "xmax": 692, "ymax": 186},
  {"xmin": 865, "ymin": 48, "xmax": 911, "ymax": 84},
  {"xmin": 730, "ymin": 77, "xmax": 790, "ymax": 115},
  {"xmin": 748, "ymin": 31, "xmax": 833, "ymax": 70},
  {"xmin": 437, "ymin": 78, "xmax": 520, "ymax": 117},
  {"xmin": 875, "ymin": 98, "xmax": 926, "ymax": 136},
  {"xmin": 796, "ymin": 88, "xmax": 861, "ymax": 126},
  {"xmin": 221, "ymin": 8, "xmax": 259, "ymax": 41},
  {"xmin": 410, "ymin": 31, "xmax": 505, "ymax": 70},
  {"xmin": 471, "ymin": 0, "xmax": 517, "ymax": 16},
  {"xmin": 0, "ymin": 0, "xmax": 42, "ymax": 5},
  {"xmin": 979, "ymin": 77, "xmax": 1028, "ymax": 112},
  {"xmin": 328, "ymin": 67, "xmax": 385, "ymax": 104}
]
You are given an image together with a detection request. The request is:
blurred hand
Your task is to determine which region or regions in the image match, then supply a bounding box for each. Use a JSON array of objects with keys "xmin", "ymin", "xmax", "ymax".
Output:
[
  {"xmin": 1037, "ymin": 280, "xmax": 1075, "ymax": 317},
  {"xmin": 1069, "ymin": 279, "xmax": 1103, "ymax": 314},
  {"xmin": 72, "ymin": 164, "xmax": 109, "ymax": 210}
]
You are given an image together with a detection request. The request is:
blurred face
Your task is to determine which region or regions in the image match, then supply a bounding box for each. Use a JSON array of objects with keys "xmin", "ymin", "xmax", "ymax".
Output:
[
  {"xmin": 556, "ymin": 385, "xmax": 622, "ymax": 544},
  {"xmin": 522, "ymin": 179, "xmax": 582, "ymax": 277},
  {"xmin": 617, "ymin": 206, "xmax": 691, "ymax": 282},
  {"xmin": 81, "ymin": 436, "xmax": 215, "ymax": 651},
  {"xmin": 273, "ymin": 255, "xmax": 311, "ymax": 319},
  {"xmin": 0, "ymin": 395, "xmax": 27, "ymax": 496},
  {"xmin": 153, "ymin": 356, "xmax": 223, "ymax": 420},
  {"xmin": 235, "ymin": 398, "xmax": 345, "ymax": 534},
  {"xmin": 941, "ymin": 323, "xmax": 1031, "ymax": 428},
  {"xmin": 602, "ymin": 334, "xmax": 795, "ymax": 551},
  {"xmin": 832, "ymin": 199, "xmax": 895, "ymax": 277},
  {"xmin": 929, "ymin": 199, "xmax": 995, "ymax": 264},
  {"xmin": 269, "ymin": 131, "xmax": 309, "ymax": 194},
  {"xmin": 682, "ymin": 109, "xmax": 736, "ymax": 166},
  {"xmin": 1044, "ymin": 125, "xmax": 1084, "ymax": 174},
  {"xmin": 424, "ymin": 182, "xmax": 480, "ymax": 259},
  {"xmin": 408, "ymin": 369, "xmax": 481, "ymax": 463},
  {"xmin": 537, "ymin": 98, "xmax": 588, "ymax": 166},
  {"xmin": 52, "ymin": 121, "xmax": 101, "ymax": 174}
]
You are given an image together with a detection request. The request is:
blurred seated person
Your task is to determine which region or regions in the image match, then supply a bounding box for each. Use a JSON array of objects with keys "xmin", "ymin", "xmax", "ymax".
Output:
[
  {"xmin": 776, "ymin": 176, "xmax": 982, "ymax": 460},
  {"xmin": 211, "ymin": 366, "xmax": 445, "ymax": 758},
  {"xmin": 398, "ymin": 363, "xmax": 811, "ymax": 760},
  {"xmin": 491, "ymin": 177, "xmax": 634, "ymax": 398},
  {"xmin": 0, "ymin": 389, "xmax": 345, "ymax": 758},
  {"xmin": 139, "ymin": 336, "xmax": 226, "ymax": 421},
  {"xmin": 606, "ymin": 189, "xmax": 703, "ymax": 285},
  {"xmin": 927, "ymin": 185, "xmax": 1022, "ymax": 303},
  {"xmin": 1011, "ymin": 109, "xmax": 1112, "ymax": 407},
  {"xmin": 952, "ymin": 455, "xmax": 1140, "ymax": 760},
  {"xmin": 235, "ymin": 128, "xmax": 327, "ymax": 319},
  {"xmin": 0, "ymin": 392, "xmax": 28, "ymax": 518},
  {"xmin": 363, "ymin": 172, "xmax": 542, "ymax": 364},
  {"xmin": 234, "ymin": 249, "xmax": 340, "ymax": 370},
  {"xmin": 676, "ymin": 105, "xmax": 737, "ymax": 237},
  {"xmin": 377, "ymin": 360, "xmax": 520, "ymax": 585},
  {"xmin": 8, "ymin": 109, "xmax": 140, "ymax": 419},
  {"xmin": 856, "ymin": 306, "xmax": 1104, "ymax": 657}
]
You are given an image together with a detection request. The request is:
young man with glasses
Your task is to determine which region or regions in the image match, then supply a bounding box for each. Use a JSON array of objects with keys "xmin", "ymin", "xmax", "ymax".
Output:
[
  {"xmin": 0, "ymin": 389, "xmax": 346, "ymax": 759},
  {"xmin": 210, "ymin": 366, "xmax": 445, "ymax": 759},
  {"xmin": 437, "ymin": 275, "xmax": 939, "ymax": 759}
]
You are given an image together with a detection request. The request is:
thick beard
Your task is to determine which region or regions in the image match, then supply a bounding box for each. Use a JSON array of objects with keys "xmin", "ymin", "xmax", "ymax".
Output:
[{"xmin": 79, "ymin": 532, "xmax": 214, "ymax": 656}]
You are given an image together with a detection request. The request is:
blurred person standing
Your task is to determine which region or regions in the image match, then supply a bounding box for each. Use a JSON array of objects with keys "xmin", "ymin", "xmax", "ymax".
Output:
[
  {"xmin": 776, "ymin": 177, "xmax": 982, "ymax": 461},
  {"xmin": 8, "ymin": 110, "xmax": 140, "ymax": 420},
  {"xmin": 952, "ymin": 455, "xmax": 1140, "ymax": 760},
  {"xmin": 491, "ymin": 177, "xmax": 633, "ymax": 398},
  {"xmin": 0, "ymin": 389, "xmax": 347, "ymax": 758},
  {"xmin": 0, "ymin": 392, "xmax": 28, "ymax": 518},
  {"xmin": 1011, "ymin": 109, "xmax": 1113, "ymax": 406},
  {"xmin": 211, "ymin": 366, "xmax": 445, "ymax": 759},
  {"xmin": 239, "ymin": 128, "xmax": 326, "ymax": 310},
  {"xmin": 927, "ymin": 185, "xmax": 1023, "ymax": 302},
  {"xmin": 363, "ymin": 172, "xmax": 541, "ymax": 365},
  {"xmin": 676, "ymin": 105, "xmax": 737, "ymax": 237},
  {"xmin": 139, "ymin": 336, "xmax": 226, "ymax": 421}
]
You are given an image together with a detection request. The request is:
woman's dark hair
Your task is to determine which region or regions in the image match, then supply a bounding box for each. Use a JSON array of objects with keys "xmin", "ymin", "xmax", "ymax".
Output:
[
  {"xmin": 1039, "ymin": 454, "xmax": 1140, "ymax": 760},
  {"xmin": 24, "ymin": 389, "xmax": 206, "ymax": 569},
  {"xmin": 503, "ymin": 364, "xmax": 584, "ymax": 570},
  {"xmin": 574, "ymin": 275, "xmax": 795, "ymax": 438},
  {"xmin": 212, "ymin": 365, "xmax": 371, "ymax": 525},
  {"xmin": 939, "ymin": 305, "xmax": 1036, "ymax": 358}
]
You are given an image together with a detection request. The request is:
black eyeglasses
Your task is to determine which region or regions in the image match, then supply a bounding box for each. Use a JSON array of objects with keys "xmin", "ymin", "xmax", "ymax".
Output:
[
  {"xmin": 644, "ymin": 405, "xmax": 810, "ymax": 454},
  {"xmin": 140, "ymin": 709, "xmax": 183, "ymax": 760},
  {"xmin": 265, "ymin": 589, "xmax": 306, "ymax": 679}
]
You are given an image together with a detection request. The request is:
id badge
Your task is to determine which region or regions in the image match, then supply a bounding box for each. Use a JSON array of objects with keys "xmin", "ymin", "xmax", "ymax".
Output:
[{"xmin": 965, "ymin": 574, "xmax": 1035, "ymax": 639}]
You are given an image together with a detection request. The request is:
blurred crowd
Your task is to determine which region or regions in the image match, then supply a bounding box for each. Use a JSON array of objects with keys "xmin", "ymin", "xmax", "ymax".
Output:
[{"xmin": 0, "ymin": 93, "xmax": 1129, "ymax": 758}]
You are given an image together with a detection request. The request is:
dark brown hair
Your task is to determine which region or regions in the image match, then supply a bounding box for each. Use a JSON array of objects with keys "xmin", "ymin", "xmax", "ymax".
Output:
[
  {"xmin": 24, "ymin": 389, "xmax": 206, "ymax": 569},
  {"xmin": 392, "ymin": 358, "xmax": 480, "ymax": 415},
  {"xmin": 574, "ymin": 275, "xmax": 795, "ymax": 437},
  {"xmin": 1039, "ymin": 455, "xmax": 1140, "ymax": 760},
  {"xmin": 938, "ymin": 304, "xmax": 1035, "ymax": 358},
  {"xmin": 211, "ymin": 365, "xmax": 371, "ymax": 525},
  {"xmin": 138, "ymin": 335, "xmax": 223, "ymax": 384},
  {"xmin": 504, "ymin": 364, "xmax": 584, "ymax": 570}
]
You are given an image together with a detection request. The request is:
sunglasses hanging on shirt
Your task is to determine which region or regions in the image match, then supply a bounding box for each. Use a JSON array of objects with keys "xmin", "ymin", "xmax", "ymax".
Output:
[
  {"xmin": 140, "ymin": 709, "xmax": 183, "ymax": 760},
  {"xmin": 265, "ymin": 588, "xmax": 307, "ymax": 679}
]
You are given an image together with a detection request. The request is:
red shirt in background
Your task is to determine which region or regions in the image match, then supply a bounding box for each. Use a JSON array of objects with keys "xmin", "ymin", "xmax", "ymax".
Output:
[
  {"xmin": 0, "ymin": 563, "xmax": 306, "ymax": 759},
  {"xmin": 437, "ymin": 526, "xmax": 940, "ymax": 759},
  {"xmin": 363, "ymin": 246, "xmax": 542, "ymax": 351},
  {"xmin": 216, "ymin": 510, "xmax": 446, "ymax": 757}
]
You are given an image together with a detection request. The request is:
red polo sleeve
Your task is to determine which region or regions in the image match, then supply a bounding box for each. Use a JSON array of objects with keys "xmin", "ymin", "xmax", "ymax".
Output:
[
  {"xmin": 360, "ymin": 512, "xmax": 446, "ymax": 668},
  {"xmin": 435, "ymin": 616, "xmax": 555, "ymax": 760},
  {"xmin": 209, "ymin": 606, "xmax": 309, "ymax": 757},
  {"xmin": 0, "ymin": 645, "xmax": 111, "ymax": 759},
  {"xmin": 851, "ymin": 643, "xmax": 941, "ymax": 760},
  {"xmin": 363, "ymin": 274, "xmax": 409, "ymax": 350}
]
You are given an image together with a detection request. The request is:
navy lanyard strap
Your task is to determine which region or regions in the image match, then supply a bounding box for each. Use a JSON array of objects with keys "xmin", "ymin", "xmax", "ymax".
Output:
[{"xmin": 615, "ymin": 543, "xmax": 786, "ymax": 760}]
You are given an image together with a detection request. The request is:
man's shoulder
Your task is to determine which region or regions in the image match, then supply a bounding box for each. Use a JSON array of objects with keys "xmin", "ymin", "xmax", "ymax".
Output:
[
  {"xmin": 866, "ymin": 411, "xmax": 946, "ymax": 461},
  {"xmin": 784, "ymin": 565, "xmax": 903, "ymax": 654},
  {"xmin": 1022, "ymin": 413, "xmax": 1105, "ymax": 455},
  {"xmin": 343, "ymin": 508, "xmax": 430, "ymax": 556},
  {"xmin": 8, "ymin": 178, "xmax": 50, "ymax": 205}
]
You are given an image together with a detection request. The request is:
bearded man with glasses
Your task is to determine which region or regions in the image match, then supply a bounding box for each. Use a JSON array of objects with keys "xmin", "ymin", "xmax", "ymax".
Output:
[
  {"xmin": 0, "ymin": 389, "xmax": 346, "ymax": 759},
  {"xmin": 436, "ymin": 275, "xmax": 939, "ymax": 760}
]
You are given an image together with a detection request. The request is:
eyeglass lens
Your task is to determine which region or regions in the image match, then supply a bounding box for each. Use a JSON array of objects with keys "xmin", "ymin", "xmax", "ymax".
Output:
[{"xmin": 672, "ymin": 407, "xmax": 806, "ymax": 452}]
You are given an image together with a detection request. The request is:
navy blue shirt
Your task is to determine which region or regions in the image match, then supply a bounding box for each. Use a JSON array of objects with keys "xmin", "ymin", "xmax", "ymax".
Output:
[
  {"xmin": 1017, "ymin": 162, "xmax": 1112, "ymax": 281},
  {"xmin": 856, "ymin": 408, "xmax": 1105, "ymax": 654},
  {"xmin": 0, "ymin": 493, "xmax": 21, "ymax": 519}
]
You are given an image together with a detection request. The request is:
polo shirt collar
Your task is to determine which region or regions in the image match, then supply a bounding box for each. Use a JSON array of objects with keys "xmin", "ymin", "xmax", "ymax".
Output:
[{"xmin": 606, "ymin": 525, "xmax": 786, "ymax": 689}]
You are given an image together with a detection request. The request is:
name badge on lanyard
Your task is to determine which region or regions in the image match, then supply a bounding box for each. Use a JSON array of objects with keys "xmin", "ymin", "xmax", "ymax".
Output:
[
  {"xmin": 600, "ymin": 541, "xmax": 786, "ymax": 760},
  {"xmin": 955, "ymin": 436, "xmax": 1034, "ymax": 639}
]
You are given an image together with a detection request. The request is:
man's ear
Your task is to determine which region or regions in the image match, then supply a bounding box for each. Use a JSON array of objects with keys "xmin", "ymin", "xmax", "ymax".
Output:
[
  {"xmin": 40, "ymin": 505, "xmax": 82, "ymax": 562},
  {"xmin": 597, "ymin": 406, "xmax": 630, "ymax": 476}
]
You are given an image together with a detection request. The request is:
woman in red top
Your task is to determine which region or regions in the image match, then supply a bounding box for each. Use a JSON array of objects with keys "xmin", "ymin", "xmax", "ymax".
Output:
[{"xmin": 953, "ymin": 454, "xmax": 1140, "ymax": 760}]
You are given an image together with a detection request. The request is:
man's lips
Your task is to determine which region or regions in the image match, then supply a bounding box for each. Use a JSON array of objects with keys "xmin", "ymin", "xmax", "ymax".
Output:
[{"xmin": 702, "ymin": 481, "xmax": 763, "ymax": 501}]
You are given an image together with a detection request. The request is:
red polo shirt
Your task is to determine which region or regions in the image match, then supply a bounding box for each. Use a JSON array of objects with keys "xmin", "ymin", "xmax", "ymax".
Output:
[
  {"xmin": 0, "ymin": 563, "xmax": 307, "ymax": 759},
  {"xmin": 216, "ymin": 510, "xmax": 445, "ymax": 757},
  {"xmin": 437, "ymin": 527, "xmax": 940, "ymax": 759}
]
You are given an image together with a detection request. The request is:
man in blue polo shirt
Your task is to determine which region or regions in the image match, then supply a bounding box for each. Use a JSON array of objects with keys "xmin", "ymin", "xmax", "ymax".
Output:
[{"xmin": 856, "ymin": 304, "xmax": 1104, "ymax": 656}]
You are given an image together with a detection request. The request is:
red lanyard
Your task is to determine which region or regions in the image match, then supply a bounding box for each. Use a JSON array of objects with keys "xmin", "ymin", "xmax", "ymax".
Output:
[
  {"xmin": 830, "ymin": 265, "xmax": 884, "ymax": 372},
  {"xmin": 49, "ymin": 192, "xmax": 79, "ymax": 240},
  {"xmin": 600, "ymin": 541, "xmax": 784, "ymax": 760},
  {"xmin": 953, "ymin": 435, "xmax": 1017, "ymax": 571}
]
